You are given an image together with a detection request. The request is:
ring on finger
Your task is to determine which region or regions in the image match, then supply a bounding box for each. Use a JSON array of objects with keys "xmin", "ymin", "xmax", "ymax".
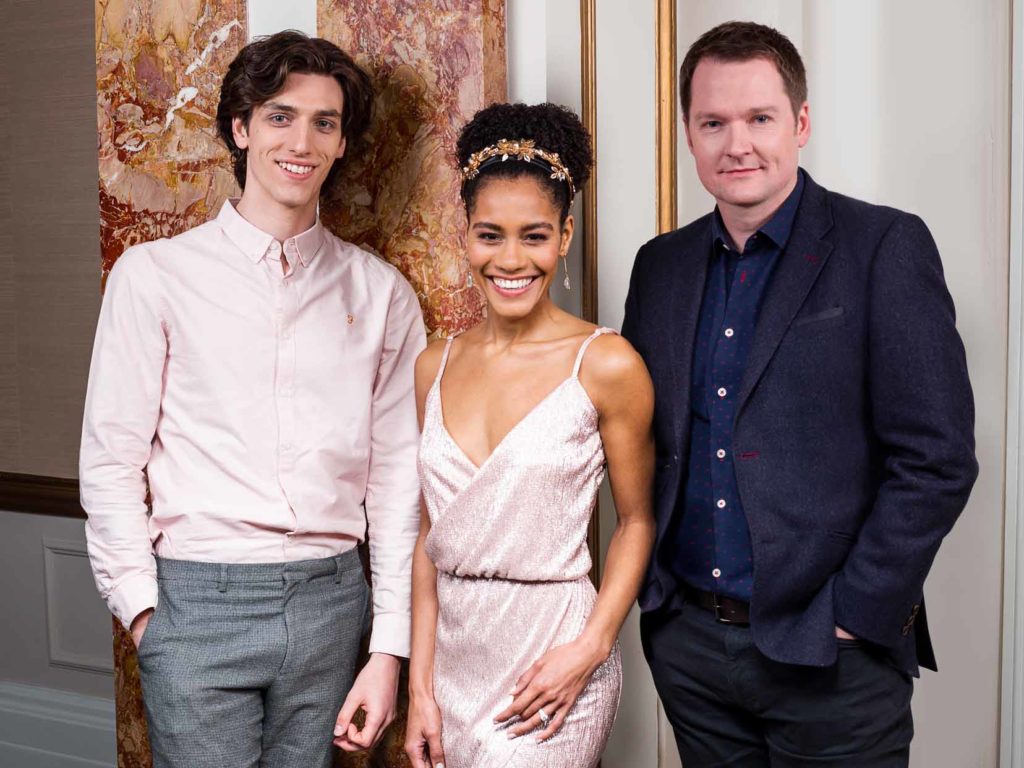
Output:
[{"xmin": 537, "ymin": 707, "xmax": 551, "ymax": 727}]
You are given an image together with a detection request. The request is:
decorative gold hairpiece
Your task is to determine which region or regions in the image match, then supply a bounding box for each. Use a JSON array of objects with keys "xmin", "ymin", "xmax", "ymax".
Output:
[{"xmin": 461, "ymin": 138, "xmax": 576, "ymax": 199}]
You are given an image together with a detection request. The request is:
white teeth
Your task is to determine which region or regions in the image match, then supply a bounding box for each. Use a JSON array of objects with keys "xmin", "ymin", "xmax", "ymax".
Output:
[
  {"xmin": 492, "ymin": 277, "xmax": 533, "ymax": 290},
  {"xmin": 278, "ymin": 161, "xmax": 314, "ymax": 175}
]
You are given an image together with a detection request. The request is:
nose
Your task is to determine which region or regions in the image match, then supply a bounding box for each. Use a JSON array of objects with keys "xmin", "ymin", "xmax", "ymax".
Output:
[
  {"xmin": 725, "ymin": 122, "xmax": 753, "ymax": 157},
  {"xmin": 493, "ymin": 239, "xmax": 528, "ymax": 272},
  {"xmin": 289, "ymin": 121, "xmax": 315, "ymax": 155}
]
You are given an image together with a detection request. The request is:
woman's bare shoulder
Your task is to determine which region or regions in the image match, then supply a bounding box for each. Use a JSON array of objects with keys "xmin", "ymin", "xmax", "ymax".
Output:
[{"xmin": 415, "ymin": 337, "xmax": 450, "ymax": 387}]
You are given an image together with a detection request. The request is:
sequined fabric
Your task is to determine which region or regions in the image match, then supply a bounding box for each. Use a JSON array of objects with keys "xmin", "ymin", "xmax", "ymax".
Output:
[{"xmin": 418, "ymin": 328, "xmax": 622, "ymax": 768}]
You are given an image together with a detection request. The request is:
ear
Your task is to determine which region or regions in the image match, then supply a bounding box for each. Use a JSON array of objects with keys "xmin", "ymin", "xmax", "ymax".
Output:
[
  {"xmin": 560, "ymin": 214, "xmax": 575, "ymax": 254},
  {"xmin": 682, "ymin": 115, "xmax": 695, "ymax": 153},
  {"xmin": 335, "ymin": 135, "xmax": 347, "ymax": 160},
  {"xmin": 796, "ymin": 101, "xmax": 811, "ymax": 148},
  {"xmin": 232, "ymin": 116, "xmax": 250, "ymax": 150}
]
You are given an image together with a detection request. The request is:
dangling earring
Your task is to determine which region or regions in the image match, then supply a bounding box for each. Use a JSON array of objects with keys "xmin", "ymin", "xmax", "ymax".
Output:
[
  {"xmin": 561, "ymin": 254, "xmax": 571, "ymax": 291},
  {"xmin": 466, "ymin": 271, "xmax": 474, "ymax": 288}
]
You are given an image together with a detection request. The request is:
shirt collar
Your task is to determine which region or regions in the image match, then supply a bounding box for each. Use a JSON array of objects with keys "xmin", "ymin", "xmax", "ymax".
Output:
[
  {"xmin": 711, "ymin": 168, "xmax": 806, "ymax": 252},
  {"xmin": 216, "ymin": 199, "xmax": 327, "ymax": 267}
]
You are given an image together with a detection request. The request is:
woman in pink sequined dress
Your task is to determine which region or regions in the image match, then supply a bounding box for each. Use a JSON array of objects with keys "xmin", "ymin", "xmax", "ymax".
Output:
[{"xmin": 404, "ymin": 103, "xmax": 656, "ymax": 768}]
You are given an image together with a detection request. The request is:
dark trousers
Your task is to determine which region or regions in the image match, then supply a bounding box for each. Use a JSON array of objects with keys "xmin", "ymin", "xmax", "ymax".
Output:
[
  {"xmin": 641, "ymin": 601, "xmax": 914, "ymax": 767},
  {"xmin": 137, "ymin": 551, "xmax": 370, "ymax": 768}
]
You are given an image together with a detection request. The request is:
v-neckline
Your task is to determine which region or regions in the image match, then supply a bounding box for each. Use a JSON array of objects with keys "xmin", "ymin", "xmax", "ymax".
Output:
[{"xmin": 436, "ymin": 375, "xmax": 579, "ymax": 473}]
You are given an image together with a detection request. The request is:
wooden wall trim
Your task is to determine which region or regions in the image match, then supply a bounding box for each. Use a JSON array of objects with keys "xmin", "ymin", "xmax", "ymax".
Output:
[
  {"xmin": 655, "ymin": 0, "xmax": 677, "ymax": 234},
  {"xmin": 0, "ymin": 473, "xmax": 83, "ymax": 519}
]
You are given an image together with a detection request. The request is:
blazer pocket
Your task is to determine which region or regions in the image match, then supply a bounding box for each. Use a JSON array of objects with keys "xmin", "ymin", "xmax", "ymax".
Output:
[
  {"xmin": 791, "ymin": 306, "xmax": 844, "ymax": 328},
  {"xmin": 826, "ymin": 528, "xmax": 857, "ymax": 543}
]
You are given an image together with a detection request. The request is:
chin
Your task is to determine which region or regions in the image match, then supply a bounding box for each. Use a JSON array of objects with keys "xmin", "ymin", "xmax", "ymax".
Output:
[
  {"xmin": 718, "ymin": 186, "xmax": 771, "ymax": 207},
  {"xmin": 486, "ymin": 297, "xmax": 542, "ymax": 321}
]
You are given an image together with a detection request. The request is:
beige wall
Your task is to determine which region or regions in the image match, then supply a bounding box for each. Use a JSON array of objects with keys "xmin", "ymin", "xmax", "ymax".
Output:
[{"xmin": 0, "ymin": 0, "xmax": 101, "ymax": 478}]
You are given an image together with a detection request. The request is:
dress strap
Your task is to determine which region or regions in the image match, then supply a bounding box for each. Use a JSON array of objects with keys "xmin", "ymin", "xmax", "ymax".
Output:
[
  {"xmin": 572, "ymin": 327, "xmax": 617, "ymax": 378},
  {"xmin": 432, "ymin": 334, "xmax": 458, "ymax": 389}
]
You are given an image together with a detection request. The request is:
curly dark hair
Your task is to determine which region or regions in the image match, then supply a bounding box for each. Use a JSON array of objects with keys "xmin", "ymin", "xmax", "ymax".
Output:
[
  {"xmin": 216, "ymin": 30, "xmax": 374, "ymax": 192},
  {"xmin": 456, "ymin": 102, "xmax": 593, "ymax": 223}
]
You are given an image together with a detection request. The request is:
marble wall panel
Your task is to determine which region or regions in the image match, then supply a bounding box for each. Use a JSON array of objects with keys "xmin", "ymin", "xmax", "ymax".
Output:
[
  {"xmin": 97, "ymin": 1, "xmax": 506, "ymax": 766},
  {"xmin": 96, "ymin": 0, "xmax": 246, "ymax": 277},
  {"xmin": 319, "ymin": 0, "xmax": 508, "ymax": 336}
]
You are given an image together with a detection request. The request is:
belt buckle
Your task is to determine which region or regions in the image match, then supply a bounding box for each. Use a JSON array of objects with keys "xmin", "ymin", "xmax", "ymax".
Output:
[{"xmin": 711, "ymin": 592, "xmax": 736, "ymax": 624}]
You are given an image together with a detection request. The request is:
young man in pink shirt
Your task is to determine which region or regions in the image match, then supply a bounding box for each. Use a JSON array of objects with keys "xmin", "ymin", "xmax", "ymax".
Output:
[{"xmin": 80, "ymin": 31, "xmax": 425, "ymax": 767}]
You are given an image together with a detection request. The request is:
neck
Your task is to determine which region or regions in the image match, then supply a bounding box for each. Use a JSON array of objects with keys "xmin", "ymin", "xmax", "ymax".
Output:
[
  {"xmin": 235, "ymin": 191, "xmax": 318, "ymax": 242},
  {"xmin": 480, "ymin": 295, "xmax": 561, "ymax": 348},
  {"xmin": 718, "ymin": 173, "xmax": 797, "ymax": 253}
]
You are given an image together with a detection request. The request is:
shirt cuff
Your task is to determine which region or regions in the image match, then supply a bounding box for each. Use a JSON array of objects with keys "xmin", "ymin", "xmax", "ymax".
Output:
[
  {"xmin": 108, "ymin": 573, "xmax": 158, "ymax": 630},
  {"xmin": 367, "ymin": 611, "xmax": 410, "ymax": 658}
]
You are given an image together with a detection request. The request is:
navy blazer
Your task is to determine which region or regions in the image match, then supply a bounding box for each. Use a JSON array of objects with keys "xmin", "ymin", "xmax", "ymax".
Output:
[{"xmin": 622, "ymin": 172, "xmax": 978, "ymax": 673}]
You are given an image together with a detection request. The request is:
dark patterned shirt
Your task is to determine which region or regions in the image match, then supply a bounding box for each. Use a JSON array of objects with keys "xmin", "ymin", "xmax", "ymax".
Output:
[{"xmin": 672, "ymin": 171, "xmax": 805, "ymax": 601}]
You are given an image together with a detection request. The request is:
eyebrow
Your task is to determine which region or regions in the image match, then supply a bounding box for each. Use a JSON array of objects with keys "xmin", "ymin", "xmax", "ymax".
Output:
[
  {"xmin": 262, "ymin": 102, "xmax": 343, "ymax": 119},
  {"xmin": 693, "ymin": 105, "xmax": 781, "ymax": 121},
  {"xmin": 521, "ymin": 222, "xmax": 555, "ymax": 232},
  {"xmin": 472, "ymin": 221, "xmax": 555, "ymax": 232}
]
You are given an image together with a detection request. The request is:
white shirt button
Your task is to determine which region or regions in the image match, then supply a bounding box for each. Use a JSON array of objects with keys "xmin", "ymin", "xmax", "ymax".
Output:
[
  {"xmin": 716, "ymin": 448, "xmax": 727, "ymax": 459},
  {"xmin": 716, "ymin": 499, "xmax": 727, "ymax": 509},
  {"xmin": 712, "ymin": 568, "xmax": 722, "ymax": 578},
  {"xmin": 724, "ymin": 328, "xmax": 735, "ymax": 338},
  {"xmin": 717, "ymin": 387, "xmax": 728, "ymax": 398}
]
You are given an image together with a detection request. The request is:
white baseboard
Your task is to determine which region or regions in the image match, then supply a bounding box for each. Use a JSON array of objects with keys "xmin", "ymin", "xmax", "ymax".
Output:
[{"xmin": 0, "ymin": 682, "xmax": 115, "ymax": 767}]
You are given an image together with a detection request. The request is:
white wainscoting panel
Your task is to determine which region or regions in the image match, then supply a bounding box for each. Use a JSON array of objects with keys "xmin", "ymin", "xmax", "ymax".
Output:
[{"xmin": 42, "ymin": 539, "xmax": 115, "ymax": 675}]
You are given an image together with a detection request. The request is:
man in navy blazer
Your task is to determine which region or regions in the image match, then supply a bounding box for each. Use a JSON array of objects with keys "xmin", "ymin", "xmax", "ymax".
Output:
[{"xmin": 623, "ymin": 21, "xmax": 977, "ymax": 767}]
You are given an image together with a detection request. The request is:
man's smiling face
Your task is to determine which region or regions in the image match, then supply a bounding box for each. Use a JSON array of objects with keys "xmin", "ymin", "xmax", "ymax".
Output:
[
  {"xmin": 684, "ymin": 57, "xmax": 809, "ymax": 218},
  {"xmin": 232, "ymin": 71, "xmax": 347, "ymax": 217}
]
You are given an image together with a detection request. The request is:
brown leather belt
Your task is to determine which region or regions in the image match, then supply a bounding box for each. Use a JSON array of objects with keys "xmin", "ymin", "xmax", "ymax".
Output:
[{"xmin": 682, "ymin": 585, "xmax": 751, "ymax": 625}]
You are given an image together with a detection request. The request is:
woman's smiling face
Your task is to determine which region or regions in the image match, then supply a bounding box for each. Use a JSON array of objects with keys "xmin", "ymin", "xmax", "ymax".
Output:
[{"xmin": 466, "ymin": 174, "xmax": 573, "ymax": 321}]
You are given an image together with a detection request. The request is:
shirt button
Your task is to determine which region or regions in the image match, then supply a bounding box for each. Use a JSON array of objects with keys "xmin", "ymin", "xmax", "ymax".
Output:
[
  {"xmin": 724, "ymin": 328, "xmax": 735, "ymax": 338},
  {"xmin": 716, "ymin": 448, "xmax": 727, "ymax": 459},
  {"xmin": 716, "ymin": 499, "xmax": 727, "ymax": 508},
  {"xmin": 281, "ymin": 442, "xmax": 292, "ymax": 451},
  {"xmin": 270, "ymin": 242, "xmax": 280, "ymax": 253},
  {"xmin": 717, "ymin": 387, "xmax": 728, "ymax": 398},
  {"xmin": 712, "ymin": 568, "xmax": 722, "ymax": 578}
]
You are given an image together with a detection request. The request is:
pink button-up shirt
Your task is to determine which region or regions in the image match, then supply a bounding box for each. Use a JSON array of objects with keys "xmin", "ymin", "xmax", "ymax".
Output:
[{"xmin": 80, "ymin": 201, "xmax": 425, "ymax": 657}]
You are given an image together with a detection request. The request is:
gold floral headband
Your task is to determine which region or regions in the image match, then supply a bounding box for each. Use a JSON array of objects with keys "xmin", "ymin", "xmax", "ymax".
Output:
[{"xmin": 461, "ymin": 138, "xmax": 576, "ymax": 199}]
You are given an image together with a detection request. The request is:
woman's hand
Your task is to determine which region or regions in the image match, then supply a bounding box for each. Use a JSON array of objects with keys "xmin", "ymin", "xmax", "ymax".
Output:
[
  {"xmin": 494, "ymin": 636, "xmax": 609, "ymax": 742},
  {"xmin": 405, "ymin": 691, "xmax": 446, "ymax": 768}
]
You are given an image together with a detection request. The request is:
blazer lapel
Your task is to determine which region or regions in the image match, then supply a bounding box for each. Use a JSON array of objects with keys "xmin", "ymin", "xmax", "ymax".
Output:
[
  {"xmin": 737, "ymin": 178, "xmax": 835, "ymax": 413},
  {"xmin": 668, "ymin": 223, "xmax": 711, "ymax": 447}
]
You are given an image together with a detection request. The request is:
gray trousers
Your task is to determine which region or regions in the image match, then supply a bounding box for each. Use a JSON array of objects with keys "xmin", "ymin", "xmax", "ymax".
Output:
[{"xmin": 137, "ymin": 551, "xmax": 369, "ymax": 768}]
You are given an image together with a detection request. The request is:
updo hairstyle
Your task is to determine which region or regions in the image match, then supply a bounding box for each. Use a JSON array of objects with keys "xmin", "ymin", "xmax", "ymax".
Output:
[{"xmin": 456, "ymin": 102, "xmax": 593, "ymax": 224}]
